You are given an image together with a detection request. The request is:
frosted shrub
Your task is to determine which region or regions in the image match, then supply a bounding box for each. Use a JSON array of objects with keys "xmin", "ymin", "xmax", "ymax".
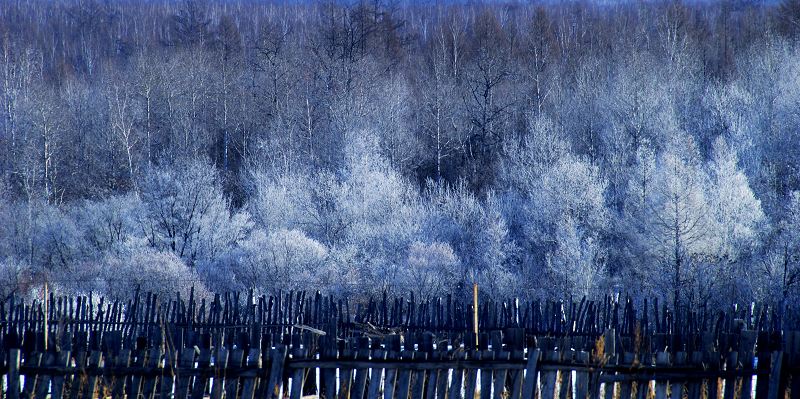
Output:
[
  {"xmin": 103, "ymin": 249, "xmax": 210, "ymax": 302},
  {"xmin": 139, "ymin": 160, "xmax": 251, "ymax": 267},
  {"xmin": 0, "ymin": 259, "xmax": 32, "ymax": 300},
  {"xmin": 403, "ymin": 241, "xmax": 460, "ymax": 298},
  {"xmin": 227, "ymin": 228, "xmax": 328, "ymax": 295}
]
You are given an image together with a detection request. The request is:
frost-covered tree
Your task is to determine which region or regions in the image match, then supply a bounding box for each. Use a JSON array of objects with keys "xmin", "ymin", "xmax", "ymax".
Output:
[
  {"xmin": 103, "ymin": 249, "xmax": 210, "ymax": 302},
  {"xmin": 139, "ymin": 160, "xmax": 251, "ymax": 267},
  {"xmin": 706, "ymin": 136, "xmax": 765, "ymax": 260},
  {"xmin": 220, "ymin": 228, "xmax": 327, "ymax": 294},
  {"xmin": 531, "ymin": 157, "xmax": 609, "ymax": 297},
  {"xmin": 549, "ymin": 217, "xmax": 609, "ymax": 298},
  {"xmin": 422, "ymin": 181, "xmax": 517, "ymax": 298},
  {"xmin": 0, "ymin": 259, "xmax": 31, "ymax": 300},
  {"xmin": 248, "ymin": 172, "xmax": 315, "ymax": 232},
  {"xmin": 502, "ymin": 115, "xmax": 570, "ymax": 185},
  {"xmin": 247, "ymin": 132, "xmax": 424, "ymax": 295},
  {"xmin": 0, "ymin": 0, "xmax": 798, "ymax": 306},
  {"xmin": 756, "ymin": 192, "xmax": 800, "ymax": 306},
  {"xmin": 337, "ymin": 134, "xmax": 423, "ymax": 278},
  {"xmin": 402, "ymin": 241, "xmax": 460, "ymax": 298},
  {"xmin": 637, "ymin": 134, "xmax": 713, "ymax": 309},
  {"xmin": 73, "ymin": 194, "xmax": 143, "ymax": 256},
  {"xmin": 503, "ymin": 120, "xmax": 609, "ymax": 297},
  {"xmin": 249, "ymin": 169, "xmax": 348, "ymax": 244},
  {"xmin": 31, "ymin": 204, "xmax": 82, "ymax": 272}
]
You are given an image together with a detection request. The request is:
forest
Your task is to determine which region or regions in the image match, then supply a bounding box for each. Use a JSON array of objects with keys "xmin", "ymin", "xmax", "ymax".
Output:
[{"xmin": 1, "ymin": 0, "xmax": 800, "ymax": 310}]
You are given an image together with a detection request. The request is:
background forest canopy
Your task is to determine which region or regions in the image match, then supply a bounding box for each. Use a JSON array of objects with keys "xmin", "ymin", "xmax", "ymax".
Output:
[{"xmin": 2, "ymin": 0, "xmax": 800, "ymax": 310}]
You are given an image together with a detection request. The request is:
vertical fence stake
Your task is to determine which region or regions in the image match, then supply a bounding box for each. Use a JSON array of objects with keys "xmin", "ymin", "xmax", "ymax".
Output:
[
  {"xmin": 8, "ymin": 349, "xmax": 20, "ymax": 399},
  {"xmin": 474, "ymin": 283, "xmax": 479, "ymax": 350},
  {"xmin": 44, "ymin": 281, "xmax": 48, "ymax": 351}
]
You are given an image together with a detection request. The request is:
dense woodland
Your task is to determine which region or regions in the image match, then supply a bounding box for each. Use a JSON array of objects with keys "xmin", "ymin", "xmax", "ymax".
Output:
[{"xmin": 2, "ymin": 0, "xmax": 800, "ymax": 309}]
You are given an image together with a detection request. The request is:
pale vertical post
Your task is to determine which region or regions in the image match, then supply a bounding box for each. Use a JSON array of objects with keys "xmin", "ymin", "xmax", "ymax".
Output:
[
  {"xmin": 473, "ymin": 283, "xmax": 479, "ymax": 349},
  {"xmin": 43, "ymin": 281, "xmax": 48, "ymax": 351}
]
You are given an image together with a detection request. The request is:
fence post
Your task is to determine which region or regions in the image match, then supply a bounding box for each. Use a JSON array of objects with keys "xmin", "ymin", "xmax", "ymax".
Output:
[
  {"xmin": 474, "ymin": 283, "xmax": 479, "ymax": 350},
  {"xmin": 8, "ymin": 349, "xmax": 20, "ymax": 399},
  {"xmin": 766, "ymin": 351, "xmax": 786, "ymax": 399}
]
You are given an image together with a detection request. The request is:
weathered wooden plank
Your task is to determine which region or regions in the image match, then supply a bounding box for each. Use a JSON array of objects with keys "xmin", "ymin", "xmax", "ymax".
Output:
[
  {"xmin": 108, "ymin": 349, "xmax": 131, "ymax": 399},
  {"xmin": 504, "ymin": 329, "xmax": 525, "ymax": 399},
  {"xmin": 508, "ymin": 349, "xmax": 525, "ymax": 399},
  {"xmin": 703, "ymin": 334, "xmax": 719, "ymax": 399},
  {"xmin": 175, "ymin": 348, "xmax": 198, "ymax": 399},
  {"xmin": 738, "ymin": 331, "xmax": 757, "ymax": 399},
  {"xmin": 766, "ymin": 351, "xmax": 785, "ymax": 399},
  {"xmin": 463, "ymin": 351, "xmax": 479, "ymax": 399},
  {"xmin": 253, "ymin": 348, "xmax": 272, "ymax": 398},
  {"xmin": 159, "ymin": 349, "xmax": 177, "ymax": 399},
  {"xmin": 574, "ymin": 351, "xmax": 590, "ymax": 399},
  {"xmin": 240, "ymin": 348, "xmax": 262, "ymax": 399},
  {"xmin": 617, "ymin": 353, "xmax": 634, "ymax": 399},
  {"xmin": 424, "ymin": 353, "xmax": 440, "ymax": 399},
  {"xmin": 667, "ymin": 352, "xmax": 686, "ymax": 399},
  {"xmin": 383, "ymin": 350, "xmax": 398, "ymax": 399},
  {"xmin": 224, "ymin": 348, "xmax": 245, "ymax": 399},
  {"xmin": 521, "ymin": 349, "xmax": 540, "ymax": 399},
  {"xmin": 410, "ymin": 351, "xmax": 428, "ymax": 399},
  {"xmin": 367, "ymin": 349, "xmax": 386, "ymax": 399},
  {"xmin": 600, "ymin": 330, "xmax": 617, "ymax": 399},
  {"xmin": 435, "ymin": 353, "xmax": 449, "ymax": 399},
  {"xmin": 80, "ymin": 351, "xmax": 102, "ymax": 399},
  {"xmin": 558, "ymin": 349, "xmax": 573, "ymax": 399},
  {"xmin": 321, "ymin": 337, "xmax": 338, "ymax": 399},
  {"xmin": 449, "ymin": 350, "xmax": 466, "ymax": 399},
  {"xmin": 22, "ymin": 352, "xmax": 43, "ymax": 398},
  {"xmin": 209, "ymin": 347, "xmax": 229, "ymax": 399},
  {"xmin": 492, "ymin": 350, "xmax": 510, "ymax": 399},
  {"xmin": 266, "ymin": 346, "xmax": 287, "ymax": 399},
  {"xmin": 634, "ymin": 373, "xmax": 648, "ymax": 399},
  {"xmin": 290, "ymin": 349, "xmax": 308, "ymax": 399},
  {"xmin": 339, "ymin": 345, "xmax": 356, "ymax": 399},
  {"xmin": 788, "ymin": 331, "xmax": 800, "ymax": 399},
  {"xmin": 8, "ymin": 349, "xmax": 21, "ymax": 399},
  {"xmin": 479, "ymin": 350, "xmax": 493, "ymax": 399},
  {"xmin": 34, "ymin": 352, "xmax": 56, "ymax": 399},
  {"xmin": 68, "ymin": 352, "xmax": 87, "ymax": 399},
  {"xmin": 51, "ymin": 350, "xmax": 73, "ymax": 399},
  {"xmin": 129, "ymin": 349, "xmax": 147, "ymax": 399},
  {"xmin": 141, "ymin": 347, "xmax": 163, "ymax": 399},
  {"xmin": 395, "ymin": 350, "xmax": 413, "ymax": 399},
  {"xmin": 191, "ymin": 349, "xmax": 211, "ymax": 399},
  {"xmin": 540, "ymin": 351, "xmax": 559, "ymax": 399},
  {"xmin": 350, "ymin": 346, "xmax": 371, "ymax": 399},
  {"xmin": 654, "ymin": 352, "xmax": 669, "ymax": 399},
  {"xmin": 722, "ymin": 351, "xmax": 737, "ymax": 399},
  {"xmin": 685, "ymin": 352, "xmax": 703, "ymax": 399}
]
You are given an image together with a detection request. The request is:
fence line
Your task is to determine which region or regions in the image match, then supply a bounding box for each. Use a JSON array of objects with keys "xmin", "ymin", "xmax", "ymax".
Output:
[
  {"xmin": 1, "ymin": 290, "xmax": 799, "ymax": 398},
  {"xmin": 2, "ymin": 324, "xmax": 800, "ymax": 398},
  {"xmin": 1, "ymin": 289, "xmax": 794, "ymax": 351}
]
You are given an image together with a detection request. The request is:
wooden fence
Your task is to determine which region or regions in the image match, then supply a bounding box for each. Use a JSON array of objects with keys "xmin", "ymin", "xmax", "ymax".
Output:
[
  {"xmin": 1, "ymin": 290, "xmax": 799, "ymax": 398},
  {"xmin": 1, "ymin": 288, "xmax": 795, "ymax": 349},
  {"xmin": 2, "ymin": 326, "xmax": 800, "ymax": 399}
]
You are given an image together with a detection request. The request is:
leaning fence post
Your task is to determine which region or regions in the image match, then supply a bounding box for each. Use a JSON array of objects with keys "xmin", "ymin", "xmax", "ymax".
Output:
[{"xmin": 8, "ymin": 348, "xmax": 20, "ymax": 399}]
